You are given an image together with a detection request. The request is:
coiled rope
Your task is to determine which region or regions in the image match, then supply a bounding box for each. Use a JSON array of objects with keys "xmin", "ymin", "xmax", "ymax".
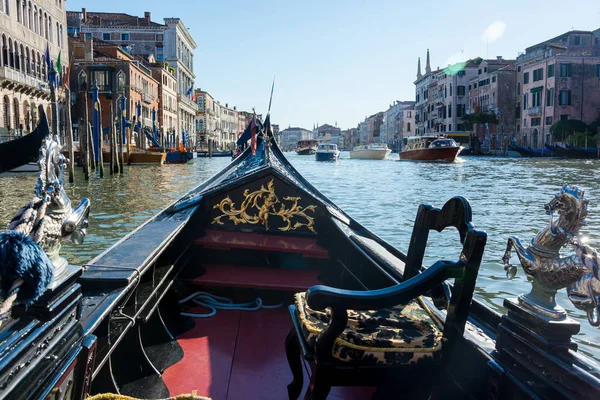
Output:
[{"xmin": 178, "ymin": 291, "xmax": 283, "ymax": 318}]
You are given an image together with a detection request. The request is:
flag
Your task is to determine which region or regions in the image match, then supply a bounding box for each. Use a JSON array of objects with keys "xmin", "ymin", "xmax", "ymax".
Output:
[
  {"xmin": 56, "ymin": 51, "xmax": 62, "ymax": 75},
  {"xmin": 61, "ymin": 57, "xmax": 72, "ymax": 92},
  {"xmin": 186, "ymin": 85, "xmax": 193, "ymax": 96},
  {"xmin": 44, "ymin": 43, "xmax": 50, "ymax": 68}
]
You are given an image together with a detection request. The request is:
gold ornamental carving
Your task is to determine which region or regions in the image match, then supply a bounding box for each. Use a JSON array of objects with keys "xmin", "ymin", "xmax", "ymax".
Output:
[{"xmin": 212, "ymin": 179, "xmax": 317, "ymax": 233}]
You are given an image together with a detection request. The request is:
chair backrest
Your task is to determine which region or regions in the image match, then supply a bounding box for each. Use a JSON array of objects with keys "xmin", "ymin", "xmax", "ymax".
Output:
[{"xmin": 404, "ymin": 197, "xmax": 487, "ymax": 348}]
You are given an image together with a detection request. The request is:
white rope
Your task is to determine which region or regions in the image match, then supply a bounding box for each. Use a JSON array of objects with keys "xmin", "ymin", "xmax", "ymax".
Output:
[
  {"xmin": 179, "ymin": 291, "xmax": 283, "ymax": 318},
  {"xmin": 0, "ymin": 278, "xmax": 24, "ymax": 327}
]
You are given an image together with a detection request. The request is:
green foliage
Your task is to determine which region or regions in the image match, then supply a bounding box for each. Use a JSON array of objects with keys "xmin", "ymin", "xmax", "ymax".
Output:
[
  {"xmin": 550, "ymin": 119, "xmax": 587, "ymax": 138},
  {"xmin": 588, "ymin": 115, "xmax": 600, "ymax": 135},
  {"xmin": 569, "ymin": 131, "xmax": 598, "ymax": 148}
]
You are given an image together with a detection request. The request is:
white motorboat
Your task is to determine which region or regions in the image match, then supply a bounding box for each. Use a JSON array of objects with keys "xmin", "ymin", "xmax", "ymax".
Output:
[{"xmin": 349, "ymin": 143, "xmax": 392, "ymax": 160}]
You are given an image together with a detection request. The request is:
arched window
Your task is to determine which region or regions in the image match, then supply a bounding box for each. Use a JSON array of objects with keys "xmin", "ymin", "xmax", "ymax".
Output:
[
  {"xmin": 13, "ymin": 98, "xmax": 20, "ymax": 131},
  {"xmin": 8, "ymin": 39, "xmax": 14, "ymax": 68},
  {"xmin": 44, "ymin": 13, "xmax": 48, "ymax": 39},
  {"xmin": 16, "ymin": 0, "xmax": 21, "ymax": 23},
  {"xmin": 3, "ymin": 0, "xmax": 10, "ymax": 16},
  {"xmin": 25, "ymin": 47, "xmax": 30, "ymax": 74},
  {"xmin": 48, "ymin": 16, "xmax": 52, "ymax": 42},
  {"xmin": 56, "ymin": 22, "xmax": 59, "ymax": 47},
  {"xmin": 28, "ymin": 2, "xmax": 32, "ymax": 30},
  {"xmin": 38, "ymin": 10, "xmax": 42, "ymax": 36},
  {"xmin": 36, "ymin": 52, "xmax": 41, "ymax": 78},
  {"xmin": 22, "ymin": 0, "xmax": 27, "ymax": 27},
  {"xmin": 2, "ymin": 96, "xmax": 10, "ymax": 129},
  {"xmin": 117, "ymin": 70, "xmax": 125, "ymax": 92},
  {"xmin": 19, "ymin": 44, "xmax": 24, "ymax": 72},
  {"xmin": 59, "ymin": 25, "xmax": 63, "ymax": 48},
  {"xmin": 0, "ymin": 35, "xmax": 6, "ymax": 67},
  {"xmin": 33, "ymin": 6, "xmax": 38, "ymax": 33},
  {"xmin": 78, "ymin": 70, "xmax": 87, "ymax": 91}
]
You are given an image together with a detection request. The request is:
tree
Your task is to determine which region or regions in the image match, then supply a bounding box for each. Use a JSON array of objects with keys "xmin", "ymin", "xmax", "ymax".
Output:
[
  {"xmin": 550, "ymin": 119, "xmax": 587, "ymax": 138},
  {"xmin": 461, "ymin": 112, "xmax": 498, "ymax": 131}
]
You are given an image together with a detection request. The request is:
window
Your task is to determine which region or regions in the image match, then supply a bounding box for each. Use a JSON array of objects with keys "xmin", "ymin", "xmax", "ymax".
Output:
[
  {"xmin": 456, "ymin": 86, "xmax": 465, "ymax": 96},
  {"xmin": 573, "ymin": 35, "xmax": 581, "ymax": 45},
  {"xmin": 478, "ymin": 69, "xmax": 482, "ymax": 74},
  {"xmin": 516, "ymin": 103, "xmax": 521, "ymax": 119},
  {"xmin": 548, "ymin": 64, "xmax": 554, "ymax": 78},
  {"xmin": 407, "ymin": 122, "xmax": 411, "ymax": 131},
  {"xmin": 559, "ymin": 90, "xmax": 571, "ymax": 106},
  {"xmin": 468, "ymin": 84, "xmax": 471, "ymax": 90},
  {"xmin": 156, "ymin": 54, "xmax": 163, "ymax": 60},
  {"xmin": 531, "ymin": 117, "xmax": 541, "ymax": 126},
  {"xmin": 447, "ymin": 104, "xmax": 452, "ymax": 118},
  {"xmin": 121, "ymin": 33, "xmax": 129, "ymax": 41},
  {"xmin": 456, "ymin": 104, "xmax": 465, "ymax": 117},
  {"xmin": 492, "ymin": 76, "xmax": 496, "ymax": 83},
  {"xmin": 517, "ymin": 82, "xmax": 520, "ymax": 95},
  {"xmin": 85, "ymin": 33, "xmax": 92, "ymax": 38},
  {"xmin": 546, "ymin": 116, "xmax": 553, "ymax": 125},
  {"xmin": 523, "ymin": 72, "xmax": 529, "ymax": 84},
  {"xmin": 523, "ymin": 119, "xmax": 526, "ymax": 128},
  {"xmin": 597, "ymin": 64, "xmax": 600, "ymax": 78},
  {"xmin": 546, "ymin": 88, "xmax": 554, "ymax": 106},
  {"xmin": 531, "ymin": 89, "xmax": 542, "ymax": 107},
  {"xmin": 523, "ymin": 94, "xmax": 528, "ymax": 109},
  {"xmin": 533, "ymin": 68, "xmax": 543, "ymax": 82},
  {"xmin": 103, "ymin": 33, "xmax": 110, "ymax": 40},
  {"xmin": 560, "ymin": 114, "xmax": 569, "ymax": 121},
  {"xmin": 484, "ymin": 67, "xmax": 487, "ymax": 72},
  {"xmin": 517, "ymin": 66, "xmax": 521, "ymax": 72},
  {"xmin": 559, "ymin": 63, "xmax": 572, "ymax": 77},
  {"xmin": 156, "ymin": 34, "xmax": 163, "ymax": 41},
  {"xmin": 156, "ymin": 46, "xmax": 163, "ymax": 52}
]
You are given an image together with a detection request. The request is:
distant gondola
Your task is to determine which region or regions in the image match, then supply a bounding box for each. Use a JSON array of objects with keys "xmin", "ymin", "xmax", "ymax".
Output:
[
  {"xmin": 0, "ymin": 111, "xmax": 48, "ymax": 173},
  {"xmin": 514, "ymin": 146, "xmax": 553, "ymax": 157}
]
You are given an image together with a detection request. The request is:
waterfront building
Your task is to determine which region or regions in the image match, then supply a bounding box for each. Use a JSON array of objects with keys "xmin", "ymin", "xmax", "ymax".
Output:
[
  {"xmin": 68, "ymin": 36, "xmax": 159, "ymax": 148},
  {"xmin": 220, "ymin": 103, "xmax": 239, "ymax": 149},
  {"xmin": 414, "ymin": 50, "xmax": 432, "ymax": 136},
  {"xmin": 195, "ymin": 89, "xmax": 215, "ymax": 150},
  {"xmin": 313, "ymin": 123, "xmax": 341, "ymax": 142},
  {"xmin": 380, "ymin": 101, "xmax": 415, "ymax": 148},
  {"xmin": 151, "ymin": 63, "xmax": 178, "ymax": 138},
  {"xmin": 515, "ymin": 29, "xmax": 600, "ymax": 149},
  {"xmin": 1, "ymin": 0, "xmax": 68, "ymax": 136},
  {"xmin": 279, "ymin": 126, "xmax": 312, "ymax": 150},
  {"xmin": 341, "ymin": 128, "xmax": 359, "ymax": 150},
  {"xmin": 467, "ymin": 58, "xmax": 516, "ymax": 146},
  {"xmin": 357, "ymin": 112, "xmax": 383, "ymax": 143},
  {"xmin": 67, "ymin": 9, "xmax": 197, "ymax": 145}
]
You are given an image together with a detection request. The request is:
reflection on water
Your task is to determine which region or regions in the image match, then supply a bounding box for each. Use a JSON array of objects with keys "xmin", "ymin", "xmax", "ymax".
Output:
[{"xmin": 1, "ymin": 153, "xmax": 599, "ymax": 360}]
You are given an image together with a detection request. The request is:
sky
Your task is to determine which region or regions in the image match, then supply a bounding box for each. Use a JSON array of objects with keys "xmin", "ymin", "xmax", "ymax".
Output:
[{"xmin": 69, "ymin": 0, "xmax": 600, "ymax": 131}]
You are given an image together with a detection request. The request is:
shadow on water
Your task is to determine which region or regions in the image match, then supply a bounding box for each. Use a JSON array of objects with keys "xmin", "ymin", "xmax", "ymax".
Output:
[{"xmin": 1, "ymin": 153, "xmax": 600, "ymax": 360}]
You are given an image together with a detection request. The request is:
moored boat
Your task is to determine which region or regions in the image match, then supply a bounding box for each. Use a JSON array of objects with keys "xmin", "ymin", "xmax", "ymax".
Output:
[
  {"xmin": 514, "ymin": 146, "xmax": 553, "ymax": 157},
  {"xmin": 399, "ymin": 136, "xmax": 462, "ymax": 162},
  {"xmin": 296, "ymin": 139, "xmax": 319, "ymax": 155},
  {"xmin": 196, "ymin": 149, "xmax": 233, "ymax": 158},
  {"xmin": 349, "ymin": 143, "xmax": 391, "ymax": 159},
  {"xmin": 315, "ymin": 142, "xmax": 340, "ymax": 161},
  {"xmin": 0, "ymin": 116, "xmax": 599, "ymax": 399}
]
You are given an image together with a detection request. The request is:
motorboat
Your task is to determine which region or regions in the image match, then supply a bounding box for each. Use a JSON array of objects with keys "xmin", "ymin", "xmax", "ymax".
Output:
[
  {"xmin": 315, "ymin": 143, "xmax": 340, "ymax": 161},
  {"xmin": 349, "ymin": 143, "xmax": 391, "ymax": 160},
  {"xmin": 0, "ymin": 115, "xmax": 598, "ymax": 400},
  {"xmin": 296, "ymin": 140, "xmax": 319, "ymax": 155},
  {"xmin": 399, "ymin": 136, "xmax": 462, "ymax": 162}
]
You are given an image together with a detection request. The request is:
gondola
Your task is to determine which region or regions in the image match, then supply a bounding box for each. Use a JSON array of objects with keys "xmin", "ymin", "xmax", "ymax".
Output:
[
  {"xmin": 1, "ymin": 116, "xmax": 599, "ymax": 400},
  {"xmin": 566, "ymin": 144, "xmax": 599, "ymax": 159},
  {"xmin": 0, "ymin": 111, "xmax": 48, "ymax": 173},
  {"xmin": 514, "ymin": 146, "xmax": 554, "ymax": 157}
]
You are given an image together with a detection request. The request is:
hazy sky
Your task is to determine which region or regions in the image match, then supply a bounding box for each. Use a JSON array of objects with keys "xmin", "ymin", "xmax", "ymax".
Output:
[{"xmin": 69, "ymin": 0, "xmax": 600, "ymax": 130}]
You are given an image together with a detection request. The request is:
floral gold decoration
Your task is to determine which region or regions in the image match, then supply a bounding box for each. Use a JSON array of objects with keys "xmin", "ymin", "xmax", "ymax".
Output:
[{"xmin": 212, "ymin": 179, "xmax": 317, "ymax": 233}]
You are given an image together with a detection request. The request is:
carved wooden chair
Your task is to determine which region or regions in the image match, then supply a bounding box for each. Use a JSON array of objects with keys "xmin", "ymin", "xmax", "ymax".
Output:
[{"xmin": 285, "ymin": 197, "xmax": 487, "ymax": 399}]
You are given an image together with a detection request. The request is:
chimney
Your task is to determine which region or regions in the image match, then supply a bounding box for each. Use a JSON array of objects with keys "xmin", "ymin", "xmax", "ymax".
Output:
[
  {"xmin": 82, "ymin": 8, "xmax": 87, "ymax": 22},
  {"xmin": 84, "ymin": 36, "xmax": 94, "ymax": 62},
  {"xmin": 145, "ymin": 12, "xmax": 151, "ymax": 25},
  {"xmin": 496, "ymin": 56, "xmax": 503, "ymax": 60}
]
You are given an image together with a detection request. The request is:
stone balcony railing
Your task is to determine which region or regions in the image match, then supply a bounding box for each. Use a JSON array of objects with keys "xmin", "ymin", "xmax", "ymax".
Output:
[
  {"xmin": 527, "ymin": 106, "xmax": 541, "ymax": 116},
  {"xmin": 0, "ymin": 66, "xmax": 50, "ymax": 95},
  {"xmin": 142, "ymin": 93, "xmax": 154, "ymax": 104},
  {"xmin": 178, "ymin": 94, "xmax": 198, "ymax": 110}
]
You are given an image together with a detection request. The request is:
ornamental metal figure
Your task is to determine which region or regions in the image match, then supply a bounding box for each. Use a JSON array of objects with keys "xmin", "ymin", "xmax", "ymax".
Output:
[
  {"xmin": 503, "ymin": 185, "xmax": 600, "ymax": 326},
  {"xmin": 7, "ymin": 133, "xmax": 90, "ymax": 285}
]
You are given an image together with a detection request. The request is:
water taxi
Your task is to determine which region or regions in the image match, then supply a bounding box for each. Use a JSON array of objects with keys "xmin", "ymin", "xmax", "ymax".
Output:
[
  {"xmin": 349, "ymin": 143, "xmax": 391, "ymax": 160},
  {"xmin": 296, "ymin": 140, "xmax": 319, "ymax": 155},
  {"xmin": 399, "ymin": 136, "xmax": 462, "ymax": 162},
  {"xmin": 315, "ymin": 143, "xmax": 340, "ymax": 161}
]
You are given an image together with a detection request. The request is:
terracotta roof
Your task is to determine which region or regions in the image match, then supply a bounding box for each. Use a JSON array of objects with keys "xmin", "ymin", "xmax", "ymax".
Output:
[{"xmin": 68, "ymin": 11, "xmax": 164, "ymax": 28}]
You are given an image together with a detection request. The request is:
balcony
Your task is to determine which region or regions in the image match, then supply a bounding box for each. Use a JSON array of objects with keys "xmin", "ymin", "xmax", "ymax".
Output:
[
  {"xmin": 143, "ymin": 118, "xmax": 153, "ymax": 128},
  {"xmin": 527, "ymin": 106, "xmax": 541, "ymax": 116},
  {"xmin": 178, "ymin": 94, "xmax": 198, "ymax": 111},
  {"xmin": 142, "ymin": 93, "xmax": 154, "ymax": 104},
  {"xmin": 0, "ymin": 66, "xmax": 50, "ymax": 97}
]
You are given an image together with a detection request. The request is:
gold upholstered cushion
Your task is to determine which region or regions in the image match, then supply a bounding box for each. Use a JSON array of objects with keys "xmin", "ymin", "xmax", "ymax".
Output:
[{"xmin": 294, "ymin": 292, "xmax": 443, "ymax": 366}]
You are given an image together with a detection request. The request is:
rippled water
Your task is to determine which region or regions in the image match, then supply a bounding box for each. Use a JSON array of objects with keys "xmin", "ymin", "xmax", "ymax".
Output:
[{"xmin": 1, "ymin": 153, "xmax": 599, "ymax": 360}]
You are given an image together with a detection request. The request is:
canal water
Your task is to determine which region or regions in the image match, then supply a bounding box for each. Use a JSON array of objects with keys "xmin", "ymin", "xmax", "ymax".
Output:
[{"xmin": 1, "ymin": 153, "xmax": 600, "ymax": 361}]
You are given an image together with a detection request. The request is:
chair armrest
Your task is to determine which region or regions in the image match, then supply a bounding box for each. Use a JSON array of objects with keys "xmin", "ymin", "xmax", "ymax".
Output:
[{"xmin": 307, "ymin": 260, "xmax": 464, "ymax": 312}]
